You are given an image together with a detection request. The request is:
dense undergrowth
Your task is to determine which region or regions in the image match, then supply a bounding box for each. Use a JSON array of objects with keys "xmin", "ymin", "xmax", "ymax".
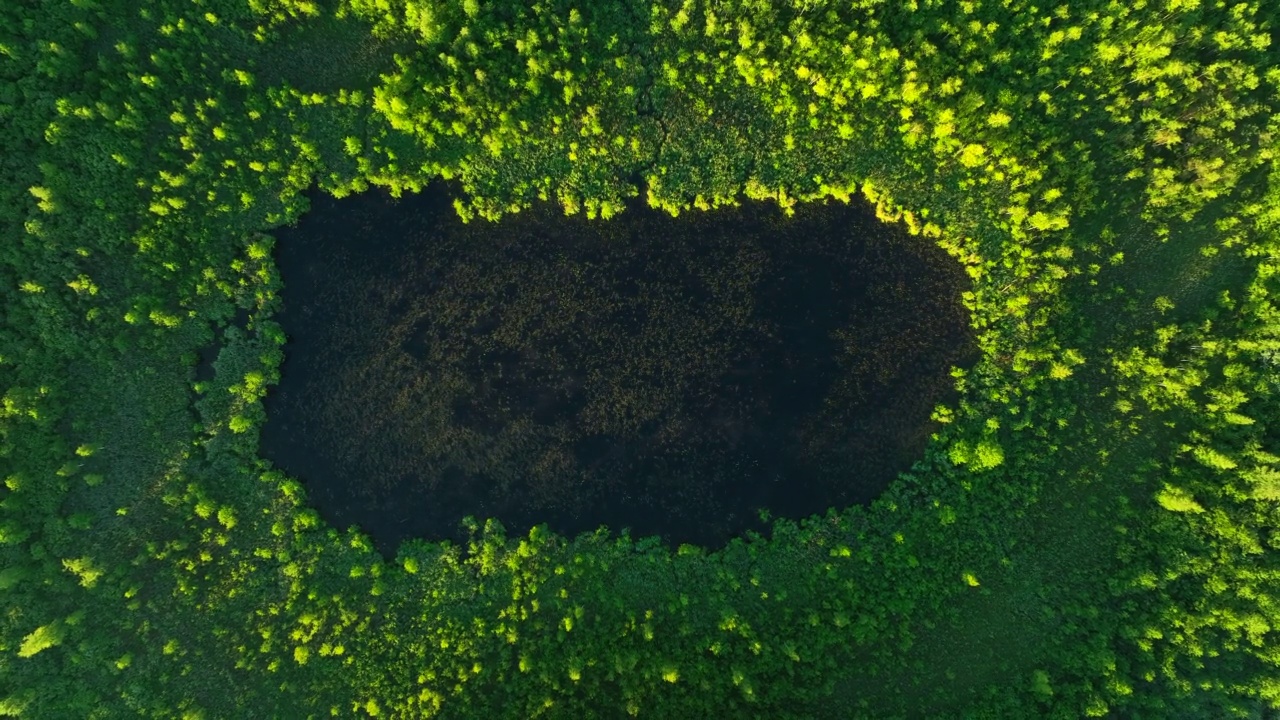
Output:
[{"xmin": 1, "ymin": 0, "xmax": 1277, "ymax": 717}]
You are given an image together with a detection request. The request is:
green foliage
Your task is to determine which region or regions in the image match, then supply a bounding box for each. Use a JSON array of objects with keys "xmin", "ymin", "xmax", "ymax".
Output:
[
  {"xmin": 0, "ymin": 0, "xmax": 1276, "ymax": 717},
  {"xmin": 17, "ymin": 622, "xmax": 65, "ymax": 658}
]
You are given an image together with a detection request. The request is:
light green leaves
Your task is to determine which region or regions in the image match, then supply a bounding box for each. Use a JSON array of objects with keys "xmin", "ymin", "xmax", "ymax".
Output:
[
  {"xmin": 18, "ymin": 622, "xmax": 65, "ymax": 658},
  {"xmin": 1155, "ymin": 484, "xmax": 1205, "ymax": 513}
]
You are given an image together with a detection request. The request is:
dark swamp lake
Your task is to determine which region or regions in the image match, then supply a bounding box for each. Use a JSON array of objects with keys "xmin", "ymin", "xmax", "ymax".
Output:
[{"xmin": 260, "ymin": 186, "xmax": 978, "ymax": 555}]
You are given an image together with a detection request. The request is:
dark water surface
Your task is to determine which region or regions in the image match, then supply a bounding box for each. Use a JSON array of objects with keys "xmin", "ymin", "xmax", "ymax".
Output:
[{"xmin": 261, "ymin": 185, "xmax": 976, "ymax": 554}]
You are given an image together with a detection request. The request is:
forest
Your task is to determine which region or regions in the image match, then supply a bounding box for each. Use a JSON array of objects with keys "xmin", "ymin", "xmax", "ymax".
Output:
[{"xmin": 1, "ymin": 0, "xmax": 1278, "ymax": 717}]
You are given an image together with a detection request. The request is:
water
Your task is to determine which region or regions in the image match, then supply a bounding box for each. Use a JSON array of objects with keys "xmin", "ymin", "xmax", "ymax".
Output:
[{"xmin": 260, "ymin": 184, "xmax": 976, "ymax": 554}]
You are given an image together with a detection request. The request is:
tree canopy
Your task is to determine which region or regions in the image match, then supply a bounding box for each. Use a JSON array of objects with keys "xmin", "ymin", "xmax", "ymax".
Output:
[{"xmin": 0, "ymin": 0, "xmax": 1277, "ymax": 716}]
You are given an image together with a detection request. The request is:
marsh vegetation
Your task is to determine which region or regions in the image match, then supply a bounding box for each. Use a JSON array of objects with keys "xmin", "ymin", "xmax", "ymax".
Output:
[{"xmin": 261, "ymin": 186, "xmax": 976, "ymax": 552}]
